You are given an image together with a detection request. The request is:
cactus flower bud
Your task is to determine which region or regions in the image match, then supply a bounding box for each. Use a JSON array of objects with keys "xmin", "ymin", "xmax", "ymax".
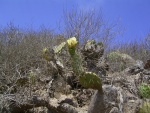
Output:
[{"xmin": 67, "ymin": 37, "xmax": 78, "ymax": 48}]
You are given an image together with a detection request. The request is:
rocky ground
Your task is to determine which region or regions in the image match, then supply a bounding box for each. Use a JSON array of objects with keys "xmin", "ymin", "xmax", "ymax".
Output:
[{"xmin": 0, "ymin": 40, "xmax": 150, "ymax": 113}]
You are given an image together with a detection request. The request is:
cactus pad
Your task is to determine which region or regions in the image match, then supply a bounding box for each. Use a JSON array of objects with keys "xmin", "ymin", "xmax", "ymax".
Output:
[
  {"xmin": 79, "ymin": 72, "xmax": 102, "ymax": 91},
  {"xmin": 42, "ymin": 48, "xmax": 51, "ymax": 61},
  {"xmin": 53, "ymin": 42, "xmax": 66, "ymax": 54}
]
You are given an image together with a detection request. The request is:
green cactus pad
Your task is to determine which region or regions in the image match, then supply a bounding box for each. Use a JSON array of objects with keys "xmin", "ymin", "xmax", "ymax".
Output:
[
  {"xmin": 53, "ymin": 42, "xmax": 66, "ymax": 54},
  {"xmin": 139, "ymin": 83, "xmax": 150, "ymax": 99},
  {"xmin": 71, "ymin": 53, "xmax": 83, "ymax": 76},
  {"xmin": 79, "ymin": 72, "xmax": 102, "ymax": 91}
]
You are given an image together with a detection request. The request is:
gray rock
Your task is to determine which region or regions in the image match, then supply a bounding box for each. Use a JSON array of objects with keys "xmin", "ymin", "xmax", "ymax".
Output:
[
  {"xmin": 144, "ymin": 59, "xmax": 150, "ymax": 69},
  {"xmin": 81, "ymin": 40, "xmax": 104, "ymax": 60}
]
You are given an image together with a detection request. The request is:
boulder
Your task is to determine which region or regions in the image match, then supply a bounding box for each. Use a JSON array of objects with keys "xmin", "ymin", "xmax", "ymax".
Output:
[
  {"xmin": 144, "ymin": 59, "xmax": 150, "ymax": 69},
  {"xmin": 81, "ymin": 40, "xmax": 104, "ymax": 60}
]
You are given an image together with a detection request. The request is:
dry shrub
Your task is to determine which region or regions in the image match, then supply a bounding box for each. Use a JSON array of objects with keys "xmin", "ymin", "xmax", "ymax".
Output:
[
  {"xmin": 106, "ymin": 35, "xmax": 150, "ymax": 72},
  {"xmin": 0, "ymin": 24, "xmax": 63, "ymax": 90}
]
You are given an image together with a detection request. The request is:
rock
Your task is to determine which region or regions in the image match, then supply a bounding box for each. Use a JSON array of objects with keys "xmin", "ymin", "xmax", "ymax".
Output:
[
  {"xmin": 81, "ymin": 40, "xmax": 107, "ymax": 76},
  {"xmin": 140, "ymin": 73, "xmax": 150, "ymax": 84},
  {"xmin": 138, "ymin": 101, "xmax": 150, "ymax": 113},
  {"xmin": 96, "ymin": 56, "xmax": 109, "ymax": 77},
  {"xmin": 88, "ymin": 85, "xmax": 123, "ymax": 113},
  {"xmin": 31, "ymin": 107, "xmax": 48, "ymax": 113},
  {"xmin": 144, "ymin": 59, "xmax": 150, "ymax": 69},
  {"xmin": 136, "ymin": 60, "xmax": 144, "ymax": 68},
  {"xmin": 124, "ymin": 65, "xmax": 143, "ymax": 75},
  {"xmin": 16, "ymin": 76, "xmax": 29, "ymax": 86},
  {"xmin": 109, "ymin": 107, "xmax": 119, "ymax": 113},
  {"xmin": 123, "ymin": 98, "xmax": 141, "ymax": 113},
  {"xmin": 47, "ymin": 61, "xmax": 59, "ymax": 75},
  {"xmin": 81, "ymin": 40, "xmax": 104, "ymax": 60},
  {"xmin": 143, "ymin": 70, "xmax": 150, "ymax": 75}
]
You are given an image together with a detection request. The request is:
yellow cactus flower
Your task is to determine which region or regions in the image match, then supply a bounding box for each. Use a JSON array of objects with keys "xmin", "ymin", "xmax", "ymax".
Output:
[{"xmin": 67, "ymin": 37, "xmax": 78, "ymax": 48}]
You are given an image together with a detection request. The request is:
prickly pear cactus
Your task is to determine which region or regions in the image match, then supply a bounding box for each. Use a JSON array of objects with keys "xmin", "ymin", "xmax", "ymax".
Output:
[
  {"xmin": 67, "ymin": 37, "xmax": 78, "ymax": 56},
  {"xmin": 42, "ymin": 48, "xmax": 48, "ymax": 60},
  {"xmin": 67, "ymin": 37, "xmax": 102, "ymax": 91},
  {"xmin": 43, "ymin": 42, "xmax": 66, "ymax": 61},
  {"xmin": 42, "ymin": 48, "xmax": 54, "ymax": 61},
  {"xmin": 67, "ymin": 37, "xmax": 84, "ymax": 76},
  {"xmin": 79, "ymin": 72, "xmax": 102, "ymax": 91},
  {"xmin": 71, "ymin": 53, "xmax": 83, "ymax": 76},
  {"xmin": 53, "ymin": 42, "xmax": 66, "ymax": 54}
]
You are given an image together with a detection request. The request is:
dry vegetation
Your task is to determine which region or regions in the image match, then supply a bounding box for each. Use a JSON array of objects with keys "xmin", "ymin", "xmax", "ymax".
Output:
[{"xmin": 0, "ymin": 9, "xmax": 150, "ymax": 113}]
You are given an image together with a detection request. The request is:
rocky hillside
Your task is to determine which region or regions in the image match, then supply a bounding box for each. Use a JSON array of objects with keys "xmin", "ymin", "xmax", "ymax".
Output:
[{"xmin": 0, "ymin": 37, "xmax": 150, "ymax": 113}]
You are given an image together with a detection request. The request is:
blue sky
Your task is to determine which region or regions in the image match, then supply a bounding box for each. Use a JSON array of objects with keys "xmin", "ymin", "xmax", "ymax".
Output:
[{"xmin": 0, "ymin": 0, "xmax": 150, "ymax": 42}]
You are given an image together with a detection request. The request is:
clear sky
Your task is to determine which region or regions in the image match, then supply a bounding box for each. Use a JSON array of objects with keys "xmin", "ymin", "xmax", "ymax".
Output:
[{"xmin": 0, "ymin": 0, "xmax": 150, "ymax": 42}]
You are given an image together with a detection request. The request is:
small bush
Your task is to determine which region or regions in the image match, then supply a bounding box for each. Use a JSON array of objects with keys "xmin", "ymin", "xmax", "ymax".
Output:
[
  {"xmin": 107, "ymin": 51, "xmax": 127, "ymax": 72},
  {"xmin": 139, "ymin": 83, "xmax": 150, "ymax": 99}
]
